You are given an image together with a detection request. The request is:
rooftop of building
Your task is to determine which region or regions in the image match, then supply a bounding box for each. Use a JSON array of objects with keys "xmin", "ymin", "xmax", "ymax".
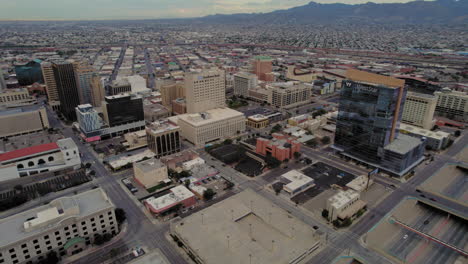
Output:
[
  {"xmin": 0, "ymin": 105, "xmax": 44, "ymax": 117},
  {"xmin": 145, "ymin": 185, "xmax": 194, "ymax": 212},
  {"xmin": 328, "ymin": 189, "xmax": 360, "ymax": 209},
  {"xmin": 281, "ymin": 170, "xmax": 314, "ymax": 192},
  {"xmin": 253, "ymin": 55, "xmax": 273, "ymax": 61},
  {"xmin": 0, "ymin": 142, "xmax": 59, "ymax": 163},
  {"xmin": 399, "ymin": 124, "xmax": 450, "ymax": 140},
  {"xmin": 171, "ymin": 188, "xmax": 320, "ymax": 264},
  {"xmin": 178, "ymin": 108, "xmax": 244, "ymax": 126},
  {"xmin": 0, "ymin": 188, "xmax": 114, "ymax": 248},
  {"xmin": 146, "ymin": 119, "xmax": 180, "ymax": 134},
  {"xmin": 248, "ymin": 114, "xmax": 268, "ymax": 121},
  {"xmin": 347, "ymin": 69, "xmax": 405, "ymax": 88},
  {"xmin": 234, "ymin": 72, "xmax": 257, "ymax": 79},
  {"xmin": 134, "ymin": 157, "xmax": 166, "ymax": 173},
  {"xmin": 56, "ymin": 138, "xmax": 78, "ymax": 152},
  {"xmin": 406, "ymin": 91, "xmax": 437, "ymax": 100},
  {"xmin": 384, "ymin": 133, "xmax": 424, "ymax": 155},
  {"xmin": 435, "ymin": 87, "xmax": 468, "ymax": 97}
]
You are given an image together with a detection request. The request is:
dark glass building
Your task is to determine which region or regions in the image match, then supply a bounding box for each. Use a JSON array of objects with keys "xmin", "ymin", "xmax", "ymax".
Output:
[
  {"xmin": 52, "ymin": 61, "xmax": 81, "ymax": 121},
  {"xmin": 102, "ymin": 94, "xmax": 144, "ymax": 127},
  {"xmin": 14, "ymin": 59, "xmax": 44, "ymax": 85},
  {"xmin": 334, "ymin": 69, "xmax": 425, "ymax": 177}
]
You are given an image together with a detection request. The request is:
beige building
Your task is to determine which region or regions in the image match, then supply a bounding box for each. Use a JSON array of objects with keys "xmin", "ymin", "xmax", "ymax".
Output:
[
  {"xmin": 401, "ymin": 92, "xmax": 436, "ymax": 130},
  {"xmin": 0, "ymin": 107, "xmax": 49, "ymax": 139},
  {"xmin": 160, "ymin": 81, "xmax": 185, "ymax": 108},
  {"xmin": 146, "ymin": 120, "xmax": 181, "ymax": 158},
  {"xmin": 326, "ymin": 189, "xmax": 366, "ymax": 222},
  {"xmin": 185, "ymin": 69, "xmax": 226, "ymax": 113},
  {"xmin": 176, "ymin": 108, "xmax": 246, "ymax": 147},
  {"xmin": 41, "ymin": 62, "xmax": 60, "ymax": 110},
  {"xmin": 122, "ymin": 130, "xmax": 148, "ymax": 150},
  {"xmin": 0, "ymin": 188, "xmax": 118, "ymax": 264},
  {"xmin": 233, "ymin": 72, "xmax": 257, "ymax": 97},
  {"xmin": 246, "ymin": 114, "xmax": 269, "ymax": 129},
  {"xmin": 0, "ymin": 88, "xmax": 36, "ymax": 108},
  {"xmin": 434, "ymin": 88, "xmax": 468, "ymax": 122},
  {"xmin": 90, "ymin": 75, "xmax": 105, "ymax": 107},
  {"xmin": 133, "ymin": 158, "xmax": 168, "ymax": 189},
  {"xmin": 248, "ymin": 87, "xmax": 272, "ymax": 103},
  {"xmin": 268, "ymin": 82, "xmax": 311, "ymax": 109}
]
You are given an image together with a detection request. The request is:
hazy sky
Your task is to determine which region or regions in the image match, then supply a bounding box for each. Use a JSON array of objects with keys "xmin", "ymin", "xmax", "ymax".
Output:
[{"xmin": 0, "ymin": 0, "xmax": 430, "ymax": 20}]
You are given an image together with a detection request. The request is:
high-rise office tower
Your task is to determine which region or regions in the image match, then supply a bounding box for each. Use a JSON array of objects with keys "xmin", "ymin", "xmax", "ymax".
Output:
[
  {"xmin": 334, "ymin": 69, "xmax": 425, "ymax": 176},
  {"xmin": 252, "ymin": 56, "xmax": 274, "ymax": 82},
  {"xmin": 52, "ymin": 61, "xmax": 81, "ymax": 121},
  {"xmin": 0, "ymin": 69, "xmax": 6, "ymax": 92},
  {"xmin": 41, "ymin": 62, "xmax": 61, "ymax": 111},
  {"xmin": 233, "ymin": 72, "xmax": 257, "ymax": 97},
  {"xmin": 185, "ymin": 68, "xmax": 226, "ymax": 113},
  {"xmin": 102, "ymin": 94, "xmax": 144, "ymax": 127},
  {"xmin": 75, "ymin": 62, "xmax": 103, "ymax": 106},
  {"xmin": 90, "ymin": 75, "xmax": 106, "ymax": 107}
]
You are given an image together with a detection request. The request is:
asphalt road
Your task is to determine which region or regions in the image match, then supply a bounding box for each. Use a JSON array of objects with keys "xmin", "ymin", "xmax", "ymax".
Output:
[{"xmin": 44, "ymin": 106, "xmax": 188, "ymax": 264}]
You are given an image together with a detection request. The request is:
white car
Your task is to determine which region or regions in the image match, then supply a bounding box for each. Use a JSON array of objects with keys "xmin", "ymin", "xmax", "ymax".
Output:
[{"xmin": 403, "ymin": 234, "xmax": 408, "ymax": 240}]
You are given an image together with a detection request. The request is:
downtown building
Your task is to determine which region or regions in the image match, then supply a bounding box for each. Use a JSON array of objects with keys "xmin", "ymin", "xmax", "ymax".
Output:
[
  {"xmin": 52, "ymin": 61, "xmax": 81, "ymax": 121},
  {"xmin": 75, "ymin": 62, "xmax": 105, "ymax": 107},
  {"xmin": 0, "ymin": 88, "xmax": 36, "ymax": 108},
  {"xmin": 333, "ymin": 69, "xmax": 425, "ymax": 177},
  {"xmin": 0, "ymin": 69, "xmax": 6, "ymax": 92},
  {"xmin": 252, "ymin": 56, "xmax": 275, "ymax": 82},
  {"xmin": 434, "ymin": 88, "xmax": 468, "ymax": 122},
  {"xmin": 76, "ymin": 94, "xmax": 145, "ymax": 141},
  {"xmin": 41, "ymin": 62, "xmax": 61, "ymax": 111},
  {"xmin": 401, "ymin": 92, "xmax": 437, "ymax": 130},
  {"xmin": 0, "ymin": 106, "xmax": 49, "ymax": 139},
  {"xmin": 146, "ymin": 120, "xmax": 181, "ymax": 158},
  {"xmin": 0, "ymin": 138, "xmax": 81, "ymax": 182},
  {"xmin": 233, "ymin": 72, "xmax": 257, "ymax": 97},
  {"xmin": 0, "ymin": 188, "xmax": 118, "ymax": 264},
  {"xmin": 14, "ymin": 59, "xmax": 44, "ymax": 86},
  {"xmin": 185, "ymin": 68, "xmax": 226, "ymax": 113}
]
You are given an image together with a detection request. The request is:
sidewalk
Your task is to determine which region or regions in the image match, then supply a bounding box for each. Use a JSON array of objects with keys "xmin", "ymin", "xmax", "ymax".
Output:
[{"xmin": 62, "ymin": 223, "xmax": 128, "ymax": 264}]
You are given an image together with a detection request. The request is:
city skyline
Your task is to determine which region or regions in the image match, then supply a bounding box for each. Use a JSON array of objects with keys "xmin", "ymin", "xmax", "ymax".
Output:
[{"xmin": 0, "ymin": 0, "xmax": 432, "ymax": 20}]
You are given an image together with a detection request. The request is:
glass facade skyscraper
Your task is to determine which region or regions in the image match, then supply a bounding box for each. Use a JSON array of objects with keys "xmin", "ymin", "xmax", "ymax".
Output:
[{"xmin": 334, "ymin": 69, "xmax": 425, "ymax": 176}]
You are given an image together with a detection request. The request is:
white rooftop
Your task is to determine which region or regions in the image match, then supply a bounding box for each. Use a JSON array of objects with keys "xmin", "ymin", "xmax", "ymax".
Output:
[
  {"xmin": 145, "ymin": 185, "xmax": 194, "ymax": 211},
  {"xmin": 328, "ymin": 189, "xmax": 360, "ymax": 210},
  {"xmin": 178, "ymin": 108, "xmax": 244, "ymax": 127},
  {"xmin": 281, "ymin": 170, "xmax": 314, "ymax": 192}
]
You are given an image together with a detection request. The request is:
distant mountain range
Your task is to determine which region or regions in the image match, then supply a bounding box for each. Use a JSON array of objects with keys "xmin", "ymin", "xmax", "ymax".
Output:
[{"xmin": 191, "ymin": 0, "xmax": 468, "ymax": 25}]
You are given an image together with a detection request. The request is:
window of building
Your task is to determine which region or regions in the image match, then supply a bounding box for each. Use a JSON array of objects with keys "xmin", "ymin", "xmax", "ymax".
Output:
[
  {"xmin": 72, "ymin": 224, "xmax": 76, "ymax": 228},
  {"xmin": 47, "ymin": 246, "xmax": 52, "ymax": 250},
  {"xmin": 25, "ymin": 255, "xmax": 30, "ymax": 259},
  {"xmin": 12, "ymin": 260, "xmax": 18, "ymax": 264},
  {"xmin": 23, "ymin": 250, "xmax": 28, "ymax": 254},
  {"xmin": 48, "ymin": 156, "xmax": 54, "ymax": 162},
  {"xmin": 36, "ymin": 251, "xmax": 41, "ymax": 255},
  {"xmin": 45, "ymin": 241, "xmax": 50, "ymax": 245},
  {"xmin": 65, "ymin": 232, "xmax": 70, "ymax": 236},
  {"xmin": 64, "ymin": 226, "xmax": 69, "ymax": 231},
  {"xmin": 55, "ymin": 231, "xmax": 60, "ymax": 236},
  {"xmin": 34, "ymin": 245, "xmax": 39, "ymax": 249},
  {"xmin": 27, "ymin": 161, "xmax": 34, "ymax": 167},
  {"xmin": 21, "ymin": 244, "xmax": 27, "ymax": 248},
  {"xmin": 10, "ymin": 254, "xmax": 16, "ymax": 259},
  {"xmin": 9, "ymin": 249, "xmax": 15, "ymax": 253},
  {"xmin": 58, "ymin": 242, "xmax": 62, "ymax": 246}
]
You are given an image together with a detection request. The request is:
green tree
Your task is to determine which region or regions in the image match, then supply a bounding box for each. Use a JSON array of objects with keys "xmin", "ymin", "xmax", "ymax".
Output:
[
  {"xmin": 265, "ymin": 156, "xmax": 281, "ymax": 168},
  {"xmin": 454, "ymin": 130, "xmax": 461, "ymax": 137},
  {"xmin": 322, "ymin": 209, "xmax": 329, "ymax": 219},
  {"xmin": 223, "ymin": 139, "xmax": 233, "ymax": 145},
  {"xmin": 115, "ymin": 208, "xmax": 126, "ymax": 224},
  {"xmin": 293, "ymin": 152, "xmax": 301, "ymax": 159},
  {"xmin": 306, "ymin": 138, "xmax": 318, "ymax": 148},
  {"xmin": 321, "ymin": 136, "xmax": 331, "ymax": 145},
  {"xmin": 203, "ymin": 188, "xmax": 216, "ymax": 200}
]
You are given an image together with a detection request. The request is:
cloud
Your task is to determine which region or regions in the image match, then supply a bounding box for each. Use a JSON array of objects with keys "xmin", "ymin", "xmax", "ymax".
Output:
[{"xmin": 0, "ymin": 0, "xmax": 428, "ymax": 20}]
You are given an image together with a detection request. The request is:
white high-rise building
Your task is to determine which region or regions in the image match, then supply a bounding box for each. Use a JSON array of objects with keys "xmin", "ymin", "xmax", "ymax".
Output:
[
  {"xmin": 401, "ymin": 92, "xmax": 437, "ymax": 130},
  {"xmin": 233, "ymin": 72, "xmax": 257, "ymax": 97},
  {"xmin": 434, "ymin": 88, "xmax": 468, "ymax": 122},
  {"xmin": 185, "ymin": 69, "xmax": 226, "ymax": 113}
]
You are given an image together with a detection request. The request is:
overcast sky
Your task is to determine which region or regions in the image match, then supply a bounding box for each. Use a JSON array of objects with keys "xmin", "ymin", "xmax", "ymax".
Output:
[{"xmin": 0, "ymin": 0, "xmax": 431, "ymax": 20}]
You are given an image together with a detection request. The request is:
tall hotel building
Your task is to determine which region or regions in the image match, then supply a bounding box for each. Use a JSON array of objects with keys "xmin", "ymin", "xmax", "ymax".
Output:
[
  {"xmin": 401, "ymin": 92, "xmax": 436, "ymax": 130},
  {"xmin": 41, "ymin": 62, "xmax": 61, "ymax": 111},
  {"xmin": 233, "ymin": 72, "xmax": 257, "ymax": 97},
  {"xmin": 0, "ymin": 188, "xmax": 117, "ymax": 264},
  {"xmin": 52, "ymin": 61, "xmax": 80, "ymax": 121},
  {"xmin": 185, "ymin": 69, "xmax": 226, "ymax": 113},
  {"xmin": 334, "ymin": 69, "xmax": 425, "ymax": 177}
]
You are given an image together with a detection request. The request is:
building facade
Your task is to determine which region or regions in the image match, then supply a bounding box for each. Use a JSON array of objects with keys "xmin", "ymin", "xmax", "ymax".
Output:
[
  {"xmin": 160, "ymin": 82, "xmax": 185, "ymax": 108},
  {"xmin": 401, "ymin": 92, "xmax": 436, "ymax": 130},
  {"xmin": 233, "ymin": 72, "xmax": 257, "ymax": 97},
  {"xmin": 0, "ymin": 188, "xmax": 117, "ymax": 264},
  {"xmin": 399, "ymin": 124, "xmax": 450, "ymax": 151},
  {"xmin": 52, "ymin": 61, "xmax": 80, "ymax": 121},
  {"xmin": 252, "ymin": 56, "xmax": 273, "ymax": 82},
  {"xmin": 75, "ymin": 104, "xmax": 103, "ymax": 133},
  {"xmin": 75, "ymin": 62, "xmax": 101, "ymax": 106},
  {"xmin": 0, "ymin": 69, "xmax": 6, "ymax": 92},
  {"xmin": 144, "ymin": 185, "xmax": 196, "ymax": 216},
  {"xmin": 106, "ymin": 79, "xmax": 132, "ymax": 96},
  {"xmin": 102, "ymin": 94, "xmax": 144, "ymax": 127},
  {"xmin": 434, "ymin": 88, "xmax": 468, "ymax": 122},
  {"xmin": 0, "ymin": 107, "xmax": 49, "ymax": 139},
  {"xmin": 334, "ymin": 69, "xmax": 424, "ymax": 177},
  {"xmin": 256, "ymin": 133, "xmax": 301, "ymax": 162},
  {"xmin": 41, "ymin": 62, "xmax": 60, "ymax": 111},
  {"xmin": 176, "ymin": 108, "xmax": 246, "ymax": 147},
  {"xmin": 14, "ymin": 59, "xmax": 44, "ymax": 86},
  {"xmin": 0, "ymin": 88, "xmax": 36, "ymax": 108},
  {"xmin": 0, "ymin": 138, "xmax": 81, "ymax": 181},
  {"xmin": 90, "ymin": 75, "xmax": 105, "ymax": 107},
  {"xmin": 133, "ymin": 158, "xmax": 168, "ymax": 189},
  {"xmin": 268, "ymin": 82, "xmax": 311, "ymax": 109},
  {"xmin": 185, "ymin": 69, "xmax": 226, "ymax": 113},
  {"xmin": 146, "ymin": 120, "xmax": 181, "ymax": 158},
  {"xmin": 326, "ymin": 189, "xmax": 366, "ymax": 222}
]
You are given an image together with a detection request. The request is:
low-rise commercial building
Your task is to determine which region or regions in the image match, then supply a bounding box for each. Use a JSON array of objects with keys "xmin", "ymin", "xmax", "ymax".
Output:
[
  {"xmin": 256, "ymin": 133, "xmax": 301, "ymax": 162},
  {"xmin": 176, "ymin": 108, "xmax": 246, "ymax": 147},
  {"xmin": 246, "ymin": 114, "xmax": 269, "ymax": 129},
  {"xmin": 144, "ymin": 185, "xmax": 196, "ymax": 216},
  {"xmin": 143, "ymin": 103, "xmax": 170, "ymax": 122},
  {"xmin": 0, "ymin": 106, "xmax": 49, "ymax": 139},
  {"xmin": 0, "ymin": 138, "xmax": 81, "ymax": 181},
  {"xmin": 133, "ymin": 158, "xmax": 168, "ymax": 189},
  {"xmin": 280, "ymin": 170, "xmax": 315, "ymax": 196},
  {"xmin": 0, "ymin": 188, "xmax": 118, "ymax": 264},
  {"xmin": 399, "ymin": 124, "xmax": 450, "ymax": 150},
  {"xmin": 122, "ymin": 130, "xmax": 147, "ymax": 151},
  {"xmin": 434, "ymin": 88, "xmax": 468, "ymax": 122},
  {"xmin": 146, "ymin": 120, "xmax": 181, "ymax": 158},
  {"xmin": 160, "ymin": 150, "xmax": 200, "ymax": 172},
  {"xmin": 401, "ymin": 92, "xmax": 436, "ymax": 130},
  {"xmin": 0, "ymin": 88, "xmax": 36, "ymax": 108},
  {"xmin": 326, "ymin": 189, "xmax": 366, "ymax": 222}
]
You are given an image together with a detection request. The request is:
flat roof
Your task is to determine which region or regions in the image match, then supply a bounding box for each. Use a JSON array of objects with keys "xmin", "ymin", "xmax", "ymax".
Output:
[
  {"xmin": 347, "ymin": 69, "xmax": 404, "ymax": 88},
  {"xmin": 281, "ymin": 170, "xmax": 314, "ymax": 192},
  {"xmin": 134, "ymin": 157, "xmax": 165, "ymax": 173},
  {"xmin": 384, "ymin": 134, "xmax": 423, "ymax": 155},
  {"xmin": 145, "ymin": 185, "xmax": 194, "ymax": 213},
  {"xmin": 178, "ymin": 108, "xmax": 244, "ymax": 127},
  {"xmin": 0, "ymin": 188, "xmax": 114, "ymax": 248},
  {"xmin": 0, "ymin": 142, "xmax": 59, "ymax": 162},
  {"xmin": 172, "ymin": 189, "xmax": 320, "ymax": 264},
  {"xmin": 146, "ymin": 120, "xmax": 180, "ymax": 134},
  {"xmin": 399, "ymin": 124, "xmax": 450, "ymax": 140},
  {"xmin": 328, "ymin": 189, "xmax": 360, "ymax": 210}
]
